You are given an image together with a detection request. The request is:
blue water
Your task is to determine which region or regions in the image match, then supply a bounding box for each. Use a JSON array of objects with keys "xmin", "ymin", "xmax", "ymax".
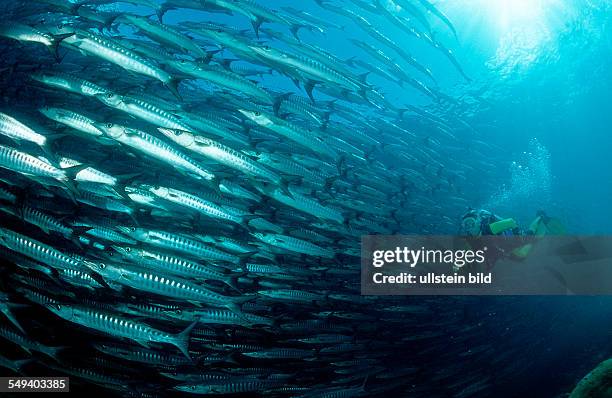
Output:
[
  {"xmin": 1, "ymin": 1, "xmax": 611, "ymax": 396},
  {"xmin": 156, "ymin": 1, "xmax": 610, "ymax": 394},
  {"xmin": 155, "ymin": 0, "xmax": 612, "ymax": 234},
  {"xmin": 442, "ymin": 0, "xmax": 612, "ymax": 234}
]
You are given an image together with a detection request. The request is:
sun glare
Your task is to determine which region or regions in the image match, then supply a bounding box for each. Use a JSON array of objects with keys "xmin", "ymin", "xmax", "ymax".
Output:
[
  {"xmin": 477, "ymin": 0, "xmax": 559, "ymax": 74},
  {"xmin": 492, "ymin": 0, "xmax": 544, "ymax": 31}
]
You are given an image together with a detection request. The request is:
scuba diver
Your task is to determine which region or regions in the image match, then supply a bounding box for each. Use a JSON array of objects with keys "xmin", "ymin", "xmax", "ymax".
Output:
[{"xmin": 457, "ymin": 208, "xmax": 566, "ymax": 270}]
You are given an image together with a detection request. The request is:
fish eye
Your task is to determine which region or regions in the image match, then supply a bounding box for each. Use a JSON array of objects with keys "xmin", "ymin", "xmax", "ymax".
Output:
[
  {"xmin": 99, "ymin": 263, "xmax": 106, "ymax": 269},
  {"xmin": 106, "ymin": 123, "xmax": 113, "ymax": 128},
  {"xmin": 125, "ymin": 247, "xmax": 131, "ymax": 252},
  {"xmin": 175, "ymin": 309, "xmax": 182, "ymax": 315},
  {"xmin": 106, "ymin": 93, "xmax": 113, "ymax": 98},
  {"xmin": 130, "ymin": 227, "xmax": 136, "ymax": 232},
  {"xmin": 254, "ymin": 111, "xmax": 261, "ymax": 116},
  {"xmin": 57, "ymin": 23, "xmax": 64, "ymax": 29}
]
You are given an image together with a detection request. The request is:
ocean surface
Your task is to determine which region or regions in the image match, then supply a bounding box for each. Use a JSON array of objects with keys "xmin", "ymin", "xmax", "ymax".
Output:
[{"xmin": 0, "ymin": 0, "xmax": 610, "ymax": 397}]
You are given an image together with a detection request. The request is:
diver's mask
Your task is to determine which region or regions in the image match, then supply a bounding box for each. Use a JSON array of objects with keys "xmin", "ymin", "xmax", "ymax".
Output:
[{"xmin": 460, "ymin": 209, "xmax": 493, "ymax": 236}]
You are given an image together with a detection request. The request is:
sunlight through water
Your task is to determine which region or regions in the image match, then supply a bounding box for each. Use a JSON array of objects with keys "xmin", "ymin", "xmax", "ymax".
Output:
[{"xmin": 483, "ymin": 0, "xmax": 561, "ymax": 75}]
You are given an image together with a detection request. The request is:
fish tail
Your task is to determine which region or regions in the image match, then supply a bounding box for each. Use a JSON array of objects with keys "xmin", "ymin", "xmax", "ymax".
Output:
[
  {"xmin": 50, "ymin": 33, "xmax": 74, "ymax": 62},
  {"xmin": 157, "ymin": 4, "xmax": 175, "ymax": 23},
  {"xmin": 226, "ymin": 275, "xmax": 243, "ymax": 294},
  {"xmin": 278, "ymin": 178, "xmax": 294, "ymax": 198},
  {"xmin": 165, "ymin": 78, "xmax": 182, "ymax": 101},
  {"xmin": 1, "ymin": 309, "xmax": 25, "ymax": 334},
  {"xmin": 173, "ymin": 320, "xmax": 197, "ymax": 360},
  {"xmin": 13, "ymin": 358, "xmax": 33, "ymax": 373},
  {"xmin": 226, "ymin": 302, "xmax": 254, "ymax": 326},
  {"xmin": 289, "ymin": 24, "xmax": 305, "ymax": 41},
  {"xmin": 251, "ymin": 17, "xmax": 264, "ymax": 38}
]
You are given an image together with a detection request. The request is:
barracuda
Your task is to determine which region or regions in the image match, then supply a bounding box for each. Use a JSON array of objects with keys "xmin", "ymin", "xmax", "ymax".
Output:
[
  {"xmin": 115, "ymin": 37, "xmax": 177, "ymax": 63},
  {"xmin": 255, "ymin": 183, "xmax": 345, "ymax": 225},
  {"xmin": 124, "ymin": 186, "xmax": 169, "ymax": 210},
  {"xmin": 173, "ymin": 111, "xmax": 250, "ymax": 147},
  {"xmin": 0, "ymin": 22, "xmax": 53, "ymax": 46},
  {"xmin": 0, "ymin": 227, "xmax": 83, "ymax": 272},
  {"xmin": 56, "ymin": 157, "xmax": 117, "ymax": 186},
  {"xmin": 115, "ymin": 228, "xmax": 240, "ymax": 263},
  {"xmin": 60, "ymin": 28, "xmax": 182, "ymax": 99},
  {"xmin": 121, "ymin": 14, "xmax": 208, "ymax": 59},
  {"xmin": 218, "ymin": 179, "xmax": 261, "ymax": 202},
  {"xmin": 184, "ymin": 23, "xmax": 254, "ymax": 60},
  {"xmin": 84, "ymin": 261, "xmax": 246, "ymax": 310},
  {"xmin": 247, "ymin": 151, "xmax": 327, "ymax": 186},
  {"xmin": 70, "ymin": 223, "xmax": 137, "ymax": 245},
  {"xmin": 0, "ymin": 22, "xmax": 72, "ymax": 59},
  {"xmin": 0, "ymin": 292, "xmax": 26, "ymax": 333},
  {"xmin": 96, "ymin": 92, "xmax": 193, "ymax": 130},
  {"xmin": 273, "ymin": 92, "xmax": 328, "ymax": 126},
  {"xmin": 239, "ymin": 0, "xmax": 292, "ymax": 27},
  {"xmin": 174, "ymin": 379, "xmax": 282, "ymax": 395},
  {"xmin": 94, "ymin": 123, "xmax": 215, "ymax": 182},
  {"xmin": 164, "ymin": 307, "xmax": 273, "ymax": 327},
  {"xmin": 0, "ymin": 325, "xmax": 62, "ymax": 359},
  {"xmin": 76, "ymin": 191, "xmax": 134, "ymax": 215},
  {"xmin": 142, "ymin": 184, "xmax": 251, "ymax": 225},
  {"xmin": 0, "ymin": 112, "xmax": 47, "ymax": 147},
  {"xmin": 0, "ymin": 355, "xmax": 30, "ymax": 374},
  {"xmin": 74, "ymin": 182, "xmax": 123, "ymax": 199},
  {"xmin": 0, "ymin": 187, "xmax": 16, "ymax": 203},
  {"xmin": 252, "ymin": 232, "xmax": 335, "ymax": 258},
  {"xmin": 0, "ymin": 144, "xmax": 67, "ymax": 181},
  {"xmin": 416, "ymin": 0, "xmax": 458, "ymax": 39},
  {"xmin": 196, "ymin": 235, "xmax": 256, "ymax": 255},
  {"xmin": 45, "ymin": 303, "xmax": 196, "ymax": 359},
  {"xmin": 94, "ymin": 343, "xmax": 193, "ymax": 366},
  {"xmin": 39, "ymin": 107, "xmax": 105, "ymax": 139},
  {"xmin": 72, "ymin": 5, "xmax": 121, "ymax": 30},
  {"xmin": 168, "ymin": 59, "xmax": 272, "ymax": 104},
  {"xmin": 274, "ymin": 36, "xmax": 360, "ymax": 83},
  {"xmin": 238, "ymin": 109, "xmax": 337, "ymax": 159},
  {"xmin": 282, "ymin": 7, "xmax": 344, "ymax": 31},
  {"xmin": 197, "ymin": 0, "xmax": 278, "ymax": 37},
  {"xmin": 157, "ymin": 128, "xmax": 284, "ymax": 186},
  {"xmin": 30, "ymin": 71, "xmax": 108, "ymax": 97},
  {"xmin": 248, "ymin": 44, "xmax": 363, "ymax": 95},
  {"xmin": 375, "ymin": 0, "xmax": 426, "ymax": 40},
  {"xmin": 56, "ymin": 267, "xmax": 106, "ymax": 290},
  {"xmin": 258, "ymin": 288, "xmax": 326, "ymax": 303},
  {"xmin": 241, "ymin": 347, "xmax": 316, "ymax": 359},
  {"xmin": 345, "ymin": 8, "xmax": 434, "ymax": 82},
  {"xmin": 19, "ymin": 205, "xmax": 73, "ymax": 237},
  {"xmin": 0, "ymin": 0, "xmax": 482, "ymax": 394},
  {"xmin": 111, "ymin": 245, "xmax": 238, "ymax": 288}
]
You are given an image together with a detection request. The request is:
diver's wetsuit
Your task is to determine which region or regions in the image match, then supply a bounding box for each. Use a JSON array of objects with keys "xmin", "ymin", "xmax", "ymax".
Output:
[
  {"xmin": 460, "ymin": 209, "xmax": 563, "ymax": 271},
  {"xmin": 460, "ymin": 210, "xmax": 530, "ymax": 270}
]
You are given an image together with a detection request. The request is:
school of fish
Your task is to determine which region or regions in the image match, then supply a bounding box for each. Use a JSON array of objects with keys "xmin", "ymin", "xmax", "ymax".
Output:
[{"xmin": 0, "ymin": 0, "xmax": 511, "ymax": 396}]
